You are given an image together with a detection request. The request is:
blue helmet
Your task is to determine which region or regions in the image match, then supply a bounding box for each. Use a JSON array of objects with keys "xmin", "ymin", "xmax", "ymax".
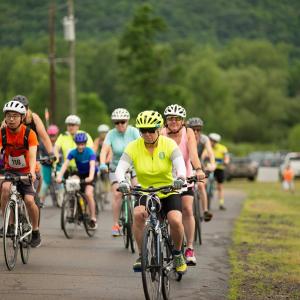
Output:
[{"xmin": 74, "ymin": 132, "xmax": 88, "ymax": 144}]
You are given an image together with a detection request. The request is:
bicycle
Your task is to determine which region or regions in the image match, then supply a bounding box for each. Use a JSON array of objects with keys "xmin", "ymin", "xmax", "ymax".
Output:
[
  {"xmin": 126, "ymin": 185, "xmax": 184, "ymax": 300},
  {"xmin": 94, "ymin": 172, "xmax": 110, "ymax": 213},
  {"xmin": 60, "ymin": 176, "xmax": 96, "ymax": 239},
  {"xmin": 1, "ymin": 174, "xmax": 33, "ymax": 271},
  {"xmin": 206, "ymin": 172, "xmax": 215, "ymax": 210}
]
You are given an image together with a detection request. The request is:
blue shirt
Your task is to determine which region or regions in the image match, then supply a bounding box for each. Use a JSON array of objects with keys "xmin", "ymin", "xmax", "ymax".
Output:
[
  {"xmin": 67, "ymin": 147, "xmax": 97, "ymax": 175},
  {"xmin": 104, "ymin": 125, "xmax": 140, "ymax": 171}
]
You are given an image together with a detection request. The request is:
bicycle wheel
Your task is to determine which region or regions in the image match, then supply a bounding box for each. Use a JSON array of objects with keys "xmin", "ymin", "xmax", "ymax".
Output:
[
  {"xmin": 3, "ymin": 201, "xmax": 18, "ymax": 271},
  {"xmin": 94, "ymin": 178, "xmax": 104, "ymax": 213},
  {"xmin": 141, "ymin": 224, "xmax": 163, "ymax": 300},
  {"xmin": 81, "ymin": 194, "xmax": 96, "ymax": 237},
  {"xmin": 49, "ymin": 182, "xmax": 58, "ymax": 207},
  {"xmin": 206, "ymin": 174, "xmax": 215, "ymax": 210},
  {"xmin": 127, "ymin": 202, "xmax": 135, "ymax": 253},
  {"xmin": 61, "ymin": 193, "xmax": 77, "ymax": 239},
  {"xmin": 120, "ymin": 200, "xmax": 129, "ymax": 249},
  {"xmin": 19, "ymin": 210, "xmax": 31, "ymax": 264},
  {"xmin": 193, "ymin": 190, "xmax": 202, "ymax": 245}
]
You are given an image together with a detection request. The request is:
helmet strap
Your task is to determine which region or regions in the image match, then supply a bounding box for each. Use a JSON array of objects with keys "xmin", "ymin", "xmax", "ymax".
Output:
[
  {"xmin": 144, "ymin": 132, "xmax": 159, "ymax": 145},
  {"xmin": 166, "ymin": 124, "xmax": 183, "ymax": 135}
]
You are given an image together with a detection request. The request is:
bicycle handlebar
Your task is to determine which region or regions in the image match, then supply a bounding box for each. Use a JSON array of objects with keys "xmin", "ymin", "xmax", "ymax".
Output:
[{"xmin": 0, "ymin": 173, "xmax": 32, "ymax": 183}]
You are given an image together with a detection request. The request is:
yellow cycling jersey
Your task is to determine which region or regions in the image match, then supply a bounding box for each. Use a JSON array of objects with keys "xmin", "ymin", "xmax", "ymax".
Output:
[
  {"xmin": 212, "ymin": 143, "xmax": 228, "ymax": 170},
  {"xmin": 124, "ymin": 136, "xmax": 178, "ymax": 198},
  {"xmin": 55, "ymin": 130, "xmax": 93, "ymax": 168}
]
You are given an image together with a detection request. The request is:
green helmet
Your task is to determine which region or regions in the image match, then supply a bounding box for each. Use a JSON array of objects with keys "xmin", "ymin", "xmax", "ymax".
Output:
[{"xmin": 136, "ymin": 110, "xmax": 163, "ymax": 128}]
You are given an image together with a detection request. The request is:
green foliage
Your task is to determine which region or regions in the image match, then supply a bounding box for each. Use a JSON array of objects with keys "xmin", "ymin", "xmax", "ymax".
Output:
[{"xmin": 288, "ymin": 124, "xmax": 300, "ymax": 151}]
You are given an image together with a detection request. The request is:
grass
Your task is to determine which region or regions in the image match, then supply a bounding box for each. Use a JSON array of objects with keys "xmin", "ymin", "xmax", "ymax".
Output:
[{"xmin": 227, "ymin": 180, "xmax": 300, "ymax": 300}]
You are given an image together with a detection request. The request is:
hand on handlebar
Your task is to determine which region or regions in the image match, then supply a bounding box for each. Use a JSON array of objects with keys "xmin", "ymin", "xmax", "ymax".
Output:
[
  {"xmin": 173, "ymin": 177, "xmax": 185, "ymax": 190},
  {"xmin": 99, "ymin": 163, "xmax": 108, "ymax": 173},
  {"xmin": 118, "ymin": 181, "xmax": 130, "ymax": 193},
  {"xmin": 85, "ymin": 176, "xmax": 93, "ymax": 183},
  {"xmin": 56, "ymin": 176, "xmax": 63, "ymax": 184}
]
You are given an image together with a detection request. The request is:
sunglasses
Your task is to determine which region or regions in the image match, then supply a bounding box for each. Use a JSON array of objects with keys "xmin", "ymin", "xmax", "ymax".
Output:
[
  {"xmin": 192, "ymin": 128, "xmax": 202, "ymax": 132},
  {"xmin": 140, "ymin": 128, "xmax": 157, "ymax": 134},
  {"xmin": 166, "ymin": 116, "xmax": 183, "ymax": 122},
  {"xmin": 114, "ymin": 121, "xmax": 126, "ymax": 125}
]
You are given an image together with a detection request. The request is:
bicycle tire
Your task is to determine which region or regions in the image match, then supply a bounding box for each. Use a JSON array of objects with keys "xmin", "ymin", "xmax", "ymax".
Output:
[
  {"xmin": 19, "ymin": 212, "xmax": 31, "ymax": 264},
  {"xmin": 3, "ymin": 201, "xmax": 18, "ymax": 271},
  {"xmin": 61, "ymin": 193, "xmax": 77, "ymax": 239},
  {"xmin": 81, "ymin": 193, "xmax": 96, "ymax": 238},
  {"xmin": 193, "ymin": 190, "xmax": 202, "ymax": 245},
  {"xmin": 141, "ymin": 224, "xmax": 163, "ymax": 300},
  {"xmin": 49, "ymin": 182, "xmax": 58, "ymax": 207},
  {"xmin": 127, "ymin": 204, "xmax": 135, "ymax": 253}
]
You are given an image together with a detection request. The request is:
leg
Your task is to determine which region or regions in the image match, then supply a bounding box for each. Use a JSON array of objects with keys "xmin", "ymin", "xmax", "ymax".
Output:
[
  {"xmin": 85, "ymin": 184, "xmax": 96, "ymax": 221},
  {"xmin": 24, "ymin": 194, "xmax": 39, "ymax": 230},
  {"xmin": 1, "ymin": 181, "xmax": 12, "ymax": 217},
  {"xmin": 111, "ymin": 183, "xmax": 123, "ymax": 226},
  {"xmin": 181, "ymin": 194, "xmax": 194, "ymax": 249},
  {"xmin": 167, "ymin": 210, "xmax": 184, "ymax": 251},
  {"xmin": 132, "ymin": 205, "xmax": 147, "ymax": 253}
]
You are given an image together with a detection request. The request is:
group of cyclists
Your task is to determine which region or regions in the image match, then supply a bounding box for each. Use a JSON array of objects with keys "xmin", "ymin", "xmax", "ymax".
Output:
[{"xmin": 0, "ymin": 95, "xmax": 230, "ymax": 277}]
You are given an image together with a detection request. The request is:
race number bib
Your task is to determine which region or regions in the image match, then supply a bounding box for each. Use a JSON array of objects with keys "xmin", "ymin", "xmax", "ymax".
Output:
[{"xmin": 8, "ymin": 155, "xmax": 27, "ymax": 169}]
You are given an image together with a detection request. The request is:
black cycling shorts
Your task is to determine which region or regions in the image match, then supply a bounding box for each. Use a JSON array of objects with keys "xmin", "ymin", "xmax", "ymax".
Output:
[
  {"xmin": 135, "ymin": 193, "xmax": 182, "ymax": 215},
  {"xmin": 79, "ymin": 173, "xmax": 96, "ymax": 190},
  {"xmin": 214, "ymin": 169, "xmax": 225, "ymax": 183},
  {"xmin": 181, "ymin": 187, "xmax": 194, "ymax": 197}
]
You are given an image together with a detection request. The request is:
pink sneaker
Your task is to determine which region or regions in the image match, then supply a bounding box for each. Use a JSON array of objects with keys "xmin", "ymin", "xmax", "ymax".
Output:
[{"xmin": 185, "ymin": 248, "xmax": 196, "ymax": 266}]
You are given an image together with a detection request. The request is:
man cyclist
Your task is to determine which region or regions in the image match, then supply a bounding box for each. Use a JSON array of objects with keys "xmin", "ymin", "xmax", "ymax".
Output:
[
  {"xmin": 161, "ymin": 104, "xmax": 206, "ymax": 266},
  {"xmin": 208, "ymin": 133, "xmax": 229, "ymax": 210},
  {"xmin": 57, "ymin": 132, "xmax": 98, "ymax": 229},
  {"xmin": 188, "ymin": 117, "xmax": 215, "ymax": 216},
  {"xmin": 99, "ymin": 108, "xmax": 139, "ymax": 236},
  {"xmin": 0, "ymin": 100, "xmax": 41, "ymax": 247},
  {"xmin": 54, "ymin": 115, "xmax": 93, "ymax": 175},
  {"xmin": 116, "ymin": 110, "xmax": 187, "ymax": 274}
]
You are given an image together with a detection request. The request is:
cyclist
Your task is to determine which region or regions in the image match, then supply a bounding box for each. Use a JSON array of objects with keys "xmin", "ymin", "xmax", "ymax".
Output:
[
  {"xmin": 39, "ymin": 125, "xmax": 62, "ymax": 206},
  {"xmin": 57, "ymin": 132, "xmax": 98, "ymax": 229},
  {"xmin": 93, "ymin": 124, "xmax": 111, "ymax": 159},
  {"xmin": 116, "ymin": 110, "xmax": 187, "ymax": 274},
  {"xmin": 161, "ymin": 104, "xmax": 206, "ymax": 266},
  {"xmin": 99, "ymin": 108, "xmax": 139, "ymax": 236},
  {"xmin": 0, "ymin": 100, "xmax": 41, "ymax": 247},
  {"xmin": 208, "ymin": 133, "xmax": 229, "ymax": 210},
  {"xmin": 187, "ymin": 117, "xmax": 215, "ymax": 216},
  {"xmin": 54, "ymin": 115, "xmax": 93, "ymax": 174}
]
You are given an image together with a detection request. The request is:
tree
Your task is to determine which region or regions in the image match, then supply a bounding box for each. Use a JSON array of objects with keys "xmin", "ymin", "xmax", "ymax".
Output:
[{"xmin": 288, "ymin": 124, "xmax": 300, "ymax": 151}]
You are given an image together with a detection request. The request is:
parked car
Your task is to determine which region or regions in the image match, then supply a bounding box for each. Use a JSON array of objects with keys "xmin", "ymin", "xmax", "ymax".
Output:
[
  {"xmin": 279, "ymin": 152, "xmax": 300, "ymax": 179},
  {"xmin": 225, "ymin": 156, "xmax": 259, "ymax": 181},
  {"xmin": 248, "ymin": 151, "xmax": 285, "ymax": 167}
]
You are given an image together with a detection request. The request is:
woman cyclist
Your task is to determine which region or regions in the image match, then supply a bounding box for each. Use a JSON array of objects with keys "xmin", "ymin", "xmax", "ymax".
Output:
[
  {"xmin": 116, "ymin": 110, "xmax": 187, "ymax": 274},
  {"xmin": 99, "ymin": 108, "xmax": 139, "ymax": 236},
  {"xmin": 161, "ymin": 104, "xmax": 207, "ymax": 266}
]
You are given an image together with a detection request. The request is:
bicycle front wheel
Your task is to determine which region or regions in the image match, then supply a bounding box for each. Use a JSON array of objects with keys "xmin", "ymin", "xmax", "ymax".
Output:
[
  {"xmin": 3, "ymin": 201, "xmax": 18, "ymax": 271},
  {"xmin": 141, "ymin": 224, "xmax": 163, "ymax": 300},
  {"xmin": 61, "ymin": 193, "xmax": 77, "ymax": 239},
  {"xmin": 19, "ymin": 207, "xmax": 31, "ymax": 264},
  {"xmin": 193, "ymin": 190, "xmax": 202, "ymax": 245}
]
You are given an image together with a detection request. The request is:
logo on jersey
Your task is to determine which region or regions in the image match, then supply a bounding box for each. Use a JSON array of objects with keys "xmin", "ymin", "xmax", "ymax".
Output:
[{"xmin": 159, "ymin": 152, "xmax": 165, "ymax": 159}]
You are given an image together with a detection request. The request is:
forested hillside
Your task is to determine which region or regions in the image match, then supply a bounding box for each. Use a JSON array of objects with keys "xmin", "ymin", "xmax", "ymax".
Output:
[
  {"xmin": 1, "ymin": 0, "xmax": 300, "ymax": 47},
  {"xmin": 0, "ymin": 1, "xmax": 300, "ymax": 150}
]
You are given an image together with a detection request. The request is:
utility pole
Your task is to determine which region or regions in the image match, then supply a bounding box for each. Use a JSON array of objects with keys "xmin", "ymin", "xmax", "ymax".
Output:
[
  {"xmin": 66, "ymin": 0, "xmax": 76, "ymax": 114},
  {"xmin": 49, "ymin": 0, "xmax": 56, "ymax": 123}
]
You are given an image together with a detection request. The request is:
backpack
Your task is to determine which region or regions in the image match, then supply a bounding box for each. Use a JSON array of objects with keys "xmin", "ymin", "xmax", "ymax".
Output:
[{"xmin": 1, "ymin": 126, "xmax": 31, "ymax": 153}]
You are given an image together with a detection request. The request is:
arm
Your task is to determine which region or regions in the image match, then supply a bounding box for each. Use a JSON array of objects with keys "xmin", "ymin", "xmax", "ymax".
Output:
[
  {"xmin": 100, "ymin": 143, "xmax": 111, "ymax": 165},
  {"xmin": 29, "ymin": 145, "xmax": 37, "ymax": 181},
  {"xmin": 204, "ymin": 138, "xmax": 216, "ymax": 170},
  {"xmin": 32, "ymin": 113, "xmax": 53, "ymax": 154},
  {"xmin": 171, "ymin": 147, "xmax": 186, "ymax": 179},
  {"xmin": 86, "ymin": 160, "xmax": 96, "ymax": 183},
  {"xmin": 187, "ymin": 128, "xmax": 205, "ymax": 179},
  {"xmin": 56, "ymin": 159, "xmax": 70, "ymax": 182},
  {"xmin": 224, "ymin": 152, "xmax": 230, "ymax": 165},
  {"xmin": 93, "ymin": 138, "xmax": 99, "ymax": 153},
  {"xmin": 115, "ymin": 153, "xmax": 132, "ymax": 183}
]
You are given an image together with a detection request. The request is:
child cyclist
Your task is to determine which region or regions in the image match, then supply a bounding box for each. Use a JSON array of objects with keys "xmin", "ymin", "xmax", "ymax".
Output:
[{"xmin": 57, "ymin": 132, "xmax": 98, "ymax": 229}]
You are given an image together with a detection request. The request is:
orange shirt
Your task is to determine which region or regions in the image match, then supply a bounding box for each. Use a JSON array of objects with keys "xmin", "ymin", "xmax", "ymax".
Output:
[
  {"xmin": 283, "ymin": 169, "xmax": 294, "ymax": 182},
  {"xmin": 0, "ymin": 124, "xmax": 39, "ymax": 173}
]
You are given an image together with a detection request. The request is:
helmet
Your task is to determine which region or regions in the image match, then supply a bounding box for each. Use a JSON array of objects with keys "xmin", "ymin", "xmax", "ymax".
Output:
[
  {"xmin": 111, "ymin": 108, "xmax": 130, "ymax": 121},
  {"xmin": 209, "ymin": 133, "xmax": 221, "ymax": 142},
  {"xmin": 12, "ymin": 95, "xmax": 29, "ymax": 108},
  {"xmin": 136, "ymin": 110, "xmax": 163, "ymax": 128},
  {"xmin": 74, "ymin": 132, "xmax": 88, "ymax": 144},
  {"xmin": 187, "ymin": 117, "xmax": 204, "ymax": 127},
  {"xmin": 164, "ymin": 104, "xmax": 186, "ymax": 118},
  {"xmin": 97, "ymin": 124, "xmax": 110, "ymax": 133},
  {"xmin": 65, "ymin": 115, "xmax": 81, "ymax": 125},
  {"xmin": 47, "ymin": 124, "xmax": 59, "ymax": 135},
  {"xmin": 3, "ymin": 100, "xmax": 26, "ymax": 115}
]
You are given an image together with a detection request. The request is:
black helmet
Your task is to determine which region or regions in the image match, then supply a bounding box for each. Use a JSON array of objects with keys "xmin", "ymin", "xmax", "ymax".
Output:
[
  {"xmin": 12, "ymin": 95, "xmax": 29, "ymax": 108},
  {"xmin": 187, "ymin": 117, "xmax": 204, "ymax": 127}
]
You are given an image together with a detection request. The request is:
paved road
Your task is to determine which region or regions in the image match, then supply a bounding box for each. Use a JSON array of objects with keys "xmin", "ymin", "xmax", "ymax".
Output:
[{"xmin": 0, "ymin": 188, "xmax": 244, "ymax": 300}]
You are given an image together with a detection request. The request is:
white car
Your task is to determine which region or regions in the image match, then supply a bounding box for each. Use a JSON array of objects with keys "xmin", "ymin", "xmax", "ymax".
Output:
[{"xmin": 279, "ymin": 152, "xmax": 300, "ymax": 178}]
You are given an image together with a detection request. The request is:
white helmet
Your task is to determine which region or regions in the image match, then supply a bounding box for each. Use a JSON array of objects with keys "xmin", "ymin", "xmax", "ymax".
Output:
[
  {"xmin": 164, "ymin": 104, "xmax": 186, "ymax": 118},
  {"xmin": 209, "ymin": 133, "xmax": 221, "ymax": 142},
  {"xmin": 65, "ymin": 115, "xmax": 81, "ymax": 125},
  {"xmin": 97, "ymin": 124, "xmax": 110, "ymax": 133},
  {"xmin": 3, "ymin": 100, "xmax": 26, "ymax": 115},
  {"xmin": 111, "ymin": 108, "xmax": 130, "ymax": 121}
]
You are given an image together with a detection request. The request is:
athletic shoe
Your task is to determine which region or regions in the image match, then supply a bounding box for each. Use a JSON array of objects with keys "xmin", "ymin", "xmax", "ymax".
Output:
[
  {"xmin": 204, "ymin": 210, "xmax": 213, "ymax": 222},
  {"xmin": 185, "ymin": 248, "xmax": 197, "ymax": 266},
  {"xmin": 89, "ymin": 219, "xmax": 98, "ymax": 230},
  {"xmin": 173, "ymin": 254, "xmax": 187, "ymax": 274},
  {"xmin": 112, "ymin": 224, "xmax": 121, "ymax": 237},
  {"xmin": 30, "ymin": 230, "xmax": 42, "ymax": 248},
  {"xmin": 219, "ymin": 205, "xmax": 226, "ymax": 211},
  {"xmin": 133, "ymin": 256, "xmax": 142, "ymax": 272}
]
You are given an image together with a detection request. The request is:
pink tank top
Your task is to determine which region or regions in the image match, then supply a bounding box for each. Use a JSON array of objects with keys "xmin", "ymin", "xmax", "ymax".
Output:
[{"xmin": 161, "ymin": 127, "xmax": 193, "ymax": 178}]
